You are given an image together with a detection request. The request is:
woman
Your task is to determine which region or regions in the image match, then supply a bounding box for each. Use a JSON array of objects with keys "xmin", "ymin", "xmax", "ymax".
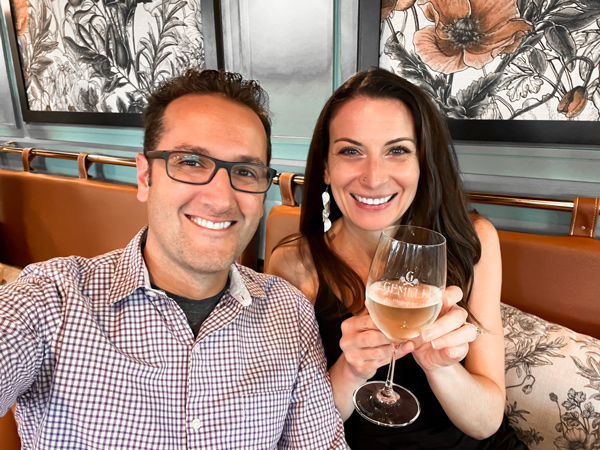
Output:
[{"xmin": 267, "ymin": 69, "xmax": 526, "ymax": 449}]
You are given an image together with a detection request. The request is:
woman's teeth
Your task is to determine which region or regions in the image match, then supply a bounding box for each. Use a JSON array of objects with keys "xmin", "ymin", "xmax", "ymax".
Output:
[
  {"xmin": 352, "ymin": 194, "xmax": 393, "ymax": 205},
  {"xmin": 190, "ymin": 217, "xmax": 232, "ymax": 230}
]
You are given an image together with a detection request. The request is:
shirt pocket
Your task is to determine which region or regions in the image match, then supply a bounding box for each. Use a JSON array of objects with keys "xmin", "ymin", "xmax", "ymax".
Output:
[{"xmin": 241, "ymin": 389, "xmax": 292, "ymax": 449}]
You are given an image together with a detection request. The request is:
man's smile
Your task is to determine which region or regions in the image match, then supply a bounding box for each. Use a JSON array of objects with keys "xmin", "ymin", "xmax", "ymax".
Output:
[{"xmin": 186, "ymin": 215, "xmax": 234, "ymax": 230}]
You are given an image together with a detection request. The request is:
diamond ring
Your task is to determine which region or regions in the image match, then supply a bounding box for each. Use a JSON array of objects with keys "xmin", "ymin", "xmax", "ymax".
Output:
[{"xmin": 464, "ymin": 322, "xmax": 483, "ymax": 342}]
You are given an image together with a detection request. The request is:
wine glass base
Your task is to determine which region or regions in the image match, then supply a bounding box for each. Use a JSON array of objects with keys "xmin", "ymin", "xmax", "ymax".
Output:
[{"xmin": 353, "ymin": 381, "xmax": 420, "ymax": 427}]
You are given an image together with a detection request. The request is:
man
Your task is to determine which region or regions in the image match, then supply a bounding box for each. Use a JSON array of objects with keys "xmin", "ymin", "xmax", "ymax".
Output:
[{"xmin": 0, "ymin": 69, "xmax": 348, "ymax": 449}]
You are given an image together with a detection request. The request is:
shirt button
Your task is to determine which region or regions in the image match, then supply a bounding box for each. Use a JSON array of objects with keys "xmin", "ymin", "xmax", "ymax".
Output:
[
  {"xmin": 191, "ymin": 418, "xmax": 201, "ymax": 430},
  {"xmin": 192, "ymin": 345, "xmax": 201, "ymax": 354}
]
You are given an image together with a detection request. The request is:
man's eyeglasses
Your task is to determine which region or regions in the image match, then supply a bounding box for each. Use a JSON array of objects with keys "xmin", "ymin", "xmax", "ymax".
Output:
[{"xmin": 146, "ymin": 151, "xmax": 277, "ymax": 194}]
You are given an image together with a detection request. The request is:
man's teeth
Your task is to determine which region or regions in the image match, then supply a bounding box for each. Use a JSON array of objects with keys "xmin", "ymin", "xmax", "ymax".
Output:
[
  {"xmin": 190, "ymin": 217, "xmax": 232, "ymax": 230},
  {"xmin": 353, "ymin": 194, "xmax": 393, "ymax": 205}
]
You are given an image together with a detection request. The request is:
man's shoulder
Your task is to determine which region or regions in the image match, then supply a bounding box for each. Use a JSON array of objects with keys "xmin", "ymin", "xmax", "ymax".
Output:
[
  {"xmin": 6, "ymin": 247, "xmax": 126, "ymax": 291},
  {"xmin": 235, "ymin": 264, "xmax": 305, "ymax": 299},
  {"xmin": 27, "ymin": 248, "xmax": 124, "ymax": 275}
]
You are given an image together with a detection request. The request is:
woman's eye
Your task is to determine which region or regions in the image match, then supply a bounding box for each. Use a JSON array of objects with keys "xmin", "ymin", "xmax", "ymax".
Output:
[
  {"xmin": 389, "ymin": 146, "xmax": 409, "ymax": 155},
  {"xmin": 339, "ymin": 147, "xmax": 361, "ymax": 156}
]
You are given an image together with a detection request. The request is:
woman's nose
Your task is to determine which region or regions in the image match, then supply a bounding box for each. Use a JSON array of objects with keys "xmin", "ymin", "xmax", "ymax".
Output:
[{"xmin": 362, "ymin": 158, "xmax": 389, "ymax": 187}]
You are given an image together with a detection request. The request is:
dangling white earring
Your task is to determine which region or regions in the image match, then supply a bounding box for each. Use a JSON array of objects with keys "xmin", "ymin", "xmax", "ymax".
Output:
[{"xmin": 322, "ymin": 186, "xmax": 331, "ymax": 232}]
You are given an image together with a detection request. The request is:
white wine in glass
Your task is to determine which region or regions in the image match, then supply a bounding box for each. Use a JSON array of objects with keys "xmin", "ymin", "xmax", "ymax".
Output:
[{"xmin": 353, "ymin": 225, "xmax": 446, "ymax": 427}]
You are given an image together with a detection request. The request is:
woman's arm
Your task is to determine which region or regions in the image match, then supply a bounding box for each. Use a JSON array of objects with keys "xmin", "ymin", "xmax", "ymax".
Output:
[
  {"xmin": 413, "ymin": 218, "xmax": 505, "ymax": 439},
  {"xmin": 266, "ymin": 241, "xmax": 319, "ymax": 302}
]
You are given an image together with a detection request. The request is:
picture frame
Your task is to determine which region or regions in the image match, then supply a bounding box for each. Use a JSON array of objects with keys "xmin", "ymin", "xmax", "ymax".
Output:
[
  {"xmin": 2, "ymin": 0, "xmax": 223, "ymax": 127},
  {"xmin": 0, "ymin": 30, "xmax": 18, "ymax": 128},
  {"xmin": 359, "ymin": 0, "xmax": 600, "ymax": 146}
]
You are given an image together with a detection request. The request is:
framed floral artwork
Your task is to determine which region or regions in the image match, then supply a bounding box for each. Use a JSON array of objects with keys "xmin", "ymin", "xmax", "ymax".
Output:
[
  {"xmin": 2, "ymin": 0, "xmax": 222, "ymax": 127},
  {"xmin": 366, "ymin": 0, "xmax": 600, "ymax": 145}
]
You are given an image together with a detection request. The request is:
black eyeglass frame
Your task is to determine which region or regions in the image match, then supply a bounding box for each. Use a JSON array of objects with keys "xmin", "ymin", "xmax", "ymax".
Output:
[{"xmin": 145, "ymin": 150, "xmax": 277, "ymax": 194}]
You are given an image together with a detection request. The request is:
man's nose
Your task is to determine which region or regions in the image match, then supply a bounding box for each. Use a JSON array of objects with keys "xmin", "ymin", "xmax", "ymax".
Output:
[{"xmin": 200, "ymin": 168, "xmax": 236, "ymax": 208}]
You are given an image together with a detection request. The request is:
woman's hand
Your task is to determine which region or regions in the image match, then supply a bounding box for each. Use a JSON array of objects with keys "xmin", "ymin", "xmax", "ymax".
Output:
[
  {"xmin": 339, "ymin": 314, "xmax": 412, "ymax": 381},
  {"xmin": 409, "ymin": 285, "xmax": 476, "ymax": 371}
]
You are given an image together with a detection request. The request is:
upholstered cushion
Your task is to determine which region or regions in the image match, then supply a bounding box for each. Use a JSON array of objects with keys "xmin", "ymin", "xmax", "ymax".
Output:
[
  {"xmin": 502, "ymin": 303, "xmax": 600, "ymax": 449},
  {"xmin": 0, "ymin": 264, "xmax": 21, "ymax": 285}
]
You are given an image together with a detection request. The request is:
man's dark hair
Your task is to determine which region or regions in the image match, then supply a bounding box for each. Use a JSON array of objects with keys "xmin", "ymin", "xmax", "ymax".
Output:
[{"xmin": 143, "ymin": 68, "xmax": 272, "ymax": 164}]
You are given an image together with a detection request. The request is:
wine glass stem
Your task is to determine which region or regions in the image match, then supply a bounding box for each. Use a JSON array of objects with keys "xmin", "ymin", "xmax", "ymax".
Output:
[{"xmin": 378, "ymin": 345, "xmax": 400, "ymax": 404}]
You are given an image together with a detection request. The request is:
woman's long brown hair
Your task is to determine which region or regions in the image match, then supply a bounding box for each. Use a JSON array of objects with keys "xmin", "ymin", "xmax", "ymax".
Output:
[{"xmin": 280, "ymin": 68, "xmax": 481, "ymax": 318}]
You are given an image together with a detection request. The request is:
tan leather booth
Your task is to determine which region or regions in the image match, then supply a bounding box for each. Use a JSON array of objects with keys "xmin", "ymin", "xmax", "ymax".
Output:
[
  {"xmin": 0, "ymin": 169, "xmax": 147, "ymax": 268},
  {"xmin": 0, "ymin": 406, "xmax": 19, "ymax": 450},
  {"xmin": 265, "ymin": 174, "xmax": 600, "ymax": 340}
]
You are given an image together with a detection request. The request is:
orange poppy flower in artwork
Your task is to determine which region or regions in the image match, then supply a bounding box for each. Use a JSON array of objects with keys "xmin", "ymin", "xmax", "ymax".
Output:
[
  {"xmin": 414, "ymin": 0, "xmax": 532, "ymax": 73},
  {"xmin": 382, "ymin": 0, "xmax": 417, "ymax": 19}
]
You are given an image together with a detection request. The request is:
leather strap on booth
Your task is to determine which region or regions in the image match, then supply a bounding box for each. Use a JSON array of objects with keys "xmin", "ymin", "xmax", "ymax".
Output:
[
  {"xmin": 569, "ymin": 197, "xmax": 599, "ymax": 238},
  {"xmin": 77, "ymin": 152, "xmax": 93, "ymax": 179},
  {"xmin": 21, "ymin": 148, "xmax": 35, "ymax": 172},
  {"xmin": 279, "ymin": 173, "xmax": 297, "ymax": 206}
]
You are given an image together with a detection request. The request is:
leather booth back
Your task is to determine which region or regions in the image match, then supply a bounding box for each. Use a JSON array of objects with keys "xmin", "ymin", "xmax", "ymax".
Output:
[
  {"xmin": 498, "ymin": 230, "xmax": 600, "ymax": 339},
  {"xmin": 0, "ymin": 407, "xmax": 19, "ymax": 450},
  {"xmin": 0, "ymin": 169, "xmax": 148, "ymax": 267}
]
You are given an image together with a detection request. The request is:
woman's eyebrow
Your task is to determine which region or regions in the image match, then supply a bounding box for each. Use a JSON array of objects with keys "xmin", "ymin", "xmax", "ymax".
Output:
[
  {"xmin": 333, "ymin": 137, "xmax": 362, "ymax": 145},
  {"xmin": 385, "ymin": 137, "xmax": 416, "ymax": 145},
  {"xmin": 333, "ymin": 137, "xmax": 416, "ymax": 145}
]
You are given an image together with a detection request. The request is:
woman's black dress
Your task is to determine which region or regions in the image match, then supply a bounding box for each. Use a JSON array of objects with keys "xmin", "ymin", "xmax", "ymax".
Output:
[{"xmin": 314, "ymin": 284, "xmax": 528, "ymax": 450}]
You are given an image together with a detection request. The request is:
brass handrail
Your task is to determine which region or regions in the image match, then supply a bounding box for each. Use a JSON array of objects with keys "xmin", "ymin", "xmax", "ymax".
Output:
[
  {"xmin": 273, "ymin": 174, "xmax": 575, "ymax": 213},
  {"xmin": 0, "ymin": 144, "xmax": 137, "ymax": 167},
  {"xmin": 0, "ymin": 145, "xmax": 579, "ymax": 212}
]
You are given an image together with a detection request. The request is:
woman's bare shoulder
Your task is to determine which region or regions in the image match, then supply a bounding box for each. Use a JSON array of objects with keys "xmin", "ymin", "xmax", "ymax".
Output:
[
  {"xmin": 266, "ymin": 237, "xmax": 319, "ymax": 303},
  {"xmin": 470, "ymin": 214, "xmax": 499, "ymax": 246}
]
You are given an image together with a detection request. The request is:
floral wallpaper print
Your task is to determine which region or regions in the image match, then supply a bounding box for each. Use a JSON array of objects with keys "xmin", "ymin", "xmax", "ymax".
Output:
[
  {"xmin": 10, "ymin": 0, "xmax": 205, "ymax": 113},
  {"xmin": 501, "ymin": 304, "xmax": 600, "ymax": 450},
  {"xmin": 379, "ymin": 0, "xmax": 600, "ymax": 121}
]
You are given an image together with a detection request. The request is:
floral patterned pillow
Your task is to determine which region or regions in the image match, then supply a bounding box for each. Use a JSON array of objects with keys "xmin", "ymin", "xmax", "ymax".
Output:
[{"xmin": 502, "ymin": 303, "xmax": 600, "ymax": 450}]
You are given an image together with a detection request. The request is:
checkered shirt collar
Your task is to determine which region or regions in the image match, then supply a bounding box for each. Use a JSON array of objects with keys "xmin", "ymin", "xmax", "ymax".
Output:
[{"xmin": 107, "ymin": 227, "xmax": 265, "ymax": 305}]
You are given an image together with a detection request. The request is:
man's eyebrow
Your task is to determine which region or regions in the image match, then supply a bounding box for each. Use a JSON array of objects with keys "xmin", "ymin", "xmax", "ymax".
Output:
[
  {"xmin": 171, "ymin": 144, "xmax": 209, "ymax": 154},
  {"xmin": 234, "ymin": 155, "xmax": 267, "ymax": 165},
  {"xmin": 171, "ymin": 145, "xmax": 266, "ymax": 165}
]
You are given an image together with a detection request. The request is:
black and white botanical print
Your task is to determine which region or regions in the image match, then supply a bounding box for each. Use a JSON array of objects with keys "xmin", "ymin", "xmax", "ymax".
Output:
[
  {"xmin": 379, "ymin": 0, "xmax": 600, "ymax": 121},
  {"xmin": 501, "ymin": 304, "xmax": 600, "ymax": 450},
  {"xmin": 13, "ymin": 0, "xmax": 205, "ymax": 113}
]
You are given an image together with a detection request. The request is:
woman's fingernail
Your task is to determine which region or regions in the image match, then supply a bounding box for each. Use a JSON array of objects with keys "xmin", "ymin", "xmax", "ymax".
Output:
[{"xmin": 431, "ymin": 339, "xmax": 444, "ymax": 350}]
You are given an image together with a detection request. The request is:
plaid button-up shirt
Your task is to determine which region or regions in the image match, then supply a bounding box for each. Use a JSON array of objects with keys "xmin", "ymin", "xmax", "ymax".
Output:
[{"xmin": 0, "ymin": 229, "xmax": 348, "ymax": 449}]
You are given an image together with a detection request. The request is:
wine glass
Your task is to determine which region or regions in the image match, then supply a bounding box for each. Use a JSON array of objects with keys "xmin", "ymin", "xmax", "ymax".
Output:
[{"xmin": 353, "ymin": 224, "xmax": 447, "ymax": 427}]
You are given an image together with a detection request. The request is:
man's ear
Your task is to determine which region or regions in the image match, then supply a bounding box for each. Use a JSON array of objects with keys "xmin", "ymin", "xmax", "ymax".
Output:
[{"xmin": 136, "ymin": 153, "xmax": 150, "ymax": 203}]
